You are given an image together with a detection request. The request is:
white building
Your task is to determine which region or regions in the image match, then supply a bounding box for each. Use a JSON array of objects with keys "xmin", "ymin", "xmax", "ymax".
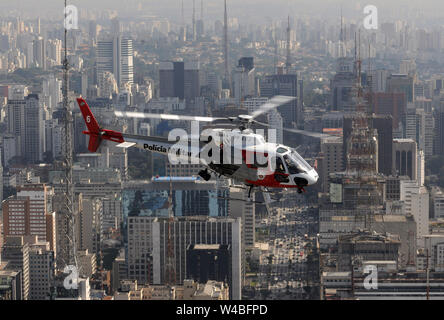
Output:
[
  {"xmin": 233, "ymin": 58, "xmax": 255, "ymax": 102},
  {"xmin": 46, "ymin": 39, "xmax": 62, "ymax": 65},
  {"xmin": 267, "ymin": 110, "xmax": 283, "ymax": 145},
  {"xmin": 42, "ymin": 75, "xmax": 62, "ymax": 111},
  {"xmin": 400, "ymin": 180, "xmax": 429, "ymax": 247},
  {"xmin": 243, "ymin": 97, "xmax": 268, "ymax": 115},
  {"xmin": 97, "ymin": 36, "xmax": 134, "ymax": 87},
  {"xmin": 431, "ymin": 187, "xmax": 444, "ymax": 219},
  {"xmin": 423, "ymin": 235, "xmax": 444, "ymax": 272}
]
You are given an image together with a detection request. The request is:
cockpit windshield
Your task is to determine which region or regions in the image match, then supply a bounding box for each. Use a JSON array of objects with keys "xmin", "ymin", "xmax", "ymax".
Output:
[{"xmin": 289, "ymin": 149, "xmax": 313, "ymax": 172}]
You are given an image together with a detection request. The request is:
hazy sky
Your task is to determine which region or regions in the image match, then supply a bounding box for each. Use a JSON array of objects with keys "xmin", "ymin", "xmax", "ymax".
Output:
[{"xmin": 1, "ymin": 0, "xmax": 443, "ymax": 26}]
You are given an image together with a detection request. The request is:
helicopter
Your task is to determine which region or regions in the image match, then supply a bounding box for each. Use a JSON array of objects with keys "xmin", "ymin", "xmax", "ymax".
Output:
[{"xmin": 76, "ymin": 95, "xmax": 319, "ymax": 197}]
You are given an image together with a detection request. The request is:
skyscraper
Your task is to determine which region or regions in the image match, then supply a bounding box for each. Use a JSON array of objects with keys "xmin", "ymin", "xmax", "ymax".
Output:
[
  {"xmin": 393, "ymin": 139, "xmax": 417, "ymax": 180},
  {"xmin": 386, "ymin": 74, "xmax": 414, "ymax": 103},
  {"xmin": 28, "ymin": 238, "xmax": 55, "ymax": 300},
  {"xmin": 330, "ymin": 57, "xmax": 356, "ymax": 112},
  {"xmin": 372, "ymin": 92, "xmax": 406, "ymax": 130},
  {"xmin": 159, "ymin": 61, "xmax": 200, "ymax": 101},
  {"xmin": 7, "ymin": 94, "xmax": 45, "ymax": 163},
  {"xmin": 126, "ymin": 216, "xmax": 242, "ymax": 300},
  {"xmin": 2, "ymin": 184, "xmax": 56, "ymax": 252},
  {"xmin": 32, "ymin": 36, "xmax": 46, "ymax": 70},
  {"xmin": 1, "ymin": 236, "xmax": 30, "ymax": 300},
  {"xmin": 97, "ymin": 36, "xmax": 134, "ymax": 87},
  {"xmin": 234, "ymin": 57, "xmax": 255, "ymax": 102},
  {"xmin": 24, "ymin": 94, "xmax": 44, "ymax": 163},
  {"xmin": 260, "ymin": 74, "xmax": 300, "ymax": 127}
]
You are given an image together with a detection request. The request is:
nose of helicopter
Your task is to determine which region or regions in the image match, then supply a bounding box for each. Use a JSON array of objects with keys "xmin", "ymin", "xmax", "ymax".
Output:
[{"xmin": 306, "ymin": 169, "xmax": 319, "ymax": 186}]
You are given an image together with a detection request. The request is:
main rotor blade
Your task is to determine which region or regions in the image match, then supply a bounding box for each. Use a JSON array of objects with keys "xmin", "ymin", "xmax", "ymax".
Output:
[
  {"xmin": 253, "ymin": 120, "xmax": 333, "ymax": 139},
  {"xmin": 249, "ymin": 95, "xmax": 296, "ymax": 120},
  {"xmin": 114, "ymin": 111, "xmax": 223, "ymax": 122}
]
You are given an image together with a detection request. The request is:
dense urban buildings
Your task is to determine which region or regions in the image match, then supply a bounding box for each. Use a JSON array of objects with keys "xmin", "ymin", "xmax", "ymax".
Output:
[{"xmin": 0, "ymin": 0, "xmax": 444, "ymax": 302}]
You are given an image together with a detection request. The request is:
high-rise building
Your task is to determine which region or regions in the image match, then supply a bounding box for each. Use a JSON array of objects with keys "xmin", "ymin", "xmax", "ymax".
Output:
[
  {"xmin": 234, "ymin": 57, "xmax": 255, "ymax": 102},
  {"xmin": 392, "ymin": 139, "xmax": 417, "ymax": 180},
  {"xmin": 372, "ymin": 92, "xmax": 406, "ymax": 130},
  {"xmin": 77, "ymin": 197, "xmax": 102, "ymax": 255},
  {"xmin": 46, "ymin": 39, "xmax": 62, "ymax": 65},
  {"xmin": 423, "ymin": 235, "xmax": 444, "ymax": 272},
  {"xmin": 159, "ymin": 61, "xmax": 200, "ymax": 101},
  {"xmin": 24, "ymin": 94, "xmax": 44, "ymax": 163},
  {"xmin": 77, "ymin": 249, "xmax": 97, "ymax": 278},
  {"xmin": 1, "ymin": 236, "xmax": 30, "ymax": 300},
  {"xmin": 2, "ymin": 184, "xmax": 56, "ymax": 253},
  {"xmin": 0, "ymin": 266, "xmax": 23, "ymax": 300},
  {"xmin": 371, "ymin": 115, "xmax": 393, "ymax": 176},
  {"xmin": 229, "ymin": 187, "xmax": 255, "ymax": 249},
  {"xmin": 97, "ymin": 36, "xmax": 134, "ymax": 87},
  {"xmin": 122, "ymin": 178, "xmax": 229, "ymax": 223},
  {"xmin": 400, "ymin": 180, "xmax": 429, "ymax": 247},
  {"xmin": 6, "ymin": 94, "xmax": 45, "ymax": 163},
  {"xmin": 42, "ymin": 74, "xmax": 62, "ymax": 112},
  {"xmin": 267, "ymin": 109, "xmax": 283, "ymax": 145},
  {"xmin": 318, "ymin": 136, "xmax": 344, "ymax": 193},
  {"xmin": 435, "ymin": 97, "xmax": 444, "ymax": 156},
  {"xmin": 431, "ymin": 187, "xmax": 444, "ymax": 219},
  {"xmin": 89, "ymin": 21, "xmax": 98, "ymax": 44},
  {"xmin": 102, "ymin": 196, "xmax": 122, "ymax": 235},
  {"xmin": 32, "ymin": 37, "xmax": 46, "ymax": 70},
  {"xmin": 370, "ymin": 69, "xmax": 389, "ymax": 93},
  {"xmin": 186, "ymin": 244, "xmax": 230, "ymax": 284},
  {"xmin": 28, "ymin": 238, "xmax": 55, "ymax": 300},
  {"xmin": 126, "ymin": 216, "xmax": 242, "ymax": 300},
  {"xmin": 260, "ymin": 74, "xmax": 300, "ymax": 127},
  {"xmin": 330, "ymin": 57, "xmax": 356, "ymax": 112},
  {"xmin": 45, "ymin": 119, "xmax": 63, "ymax": 160},
  {"xmin": 98, "ymin": 71, "xmax": 118, "ymax": 99},
  {"xmin": 386, "ymin": 74, "xmax": 414, "ymax": 103},
  {"xmin": 6, "ymin": 97, "xmax": 25, "ymax": 157}
]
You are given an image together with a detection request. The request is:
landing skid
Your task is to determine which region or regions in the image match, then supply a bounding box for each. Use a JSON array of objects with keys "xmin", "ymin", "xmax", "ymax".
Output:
[{"xmin": 297, "ymin": 187, "xmax": 306, "ymax": 194}]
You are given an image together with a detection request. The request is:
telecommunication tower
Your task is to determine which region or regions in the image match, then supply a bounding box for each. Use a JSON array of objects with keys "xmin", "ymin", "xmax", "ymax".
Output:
[
  {"xmin": 62, "ymin": 0, "xmax": 77, "ymax": 269},
  {"xmin": 165, "ymin": 176, "xmax": 176, "ymax": 285}
]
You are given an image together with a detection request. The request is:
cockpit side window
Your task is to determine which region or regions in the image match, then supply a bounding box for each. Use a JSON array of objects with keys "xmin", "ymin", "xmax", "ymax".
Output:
[
  {"xmin": 272, "ymin": 156, "xmax": 286, "ymax": 174},
  {"xmin": 284, "ymin": 155, "xmax": 302, "ymax": 174}
]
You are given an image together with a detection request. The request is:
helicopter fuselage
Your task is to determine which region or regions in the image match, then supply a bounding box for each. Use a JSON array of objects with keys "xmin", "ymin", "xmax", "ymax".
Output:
[{"xmin": 77, "ymin": 97, "xmax": 319, "ymax": 192}]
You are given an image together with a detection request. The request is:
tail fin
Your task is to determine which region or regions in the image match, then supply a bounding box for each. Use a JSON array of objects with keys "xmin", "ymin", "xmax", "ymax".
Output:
[
  {"xmin": 77, "ymin": 98, "xmax": 102, "ymax": 152},
  {"xmin": 77, "ymin": 98, "xmax": 100, "ymax": 133},
  {"xmin": 76, "ymin": 97, "xmax": 124, "ymax": 153}
]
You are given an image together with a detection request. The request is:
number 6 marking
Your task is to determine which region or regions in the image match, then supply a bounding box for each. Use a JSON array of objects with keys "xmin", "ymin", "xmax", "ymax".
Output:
[{"xmin": 86, "ymin": 115, "xmax": 91, "ymax": 123}]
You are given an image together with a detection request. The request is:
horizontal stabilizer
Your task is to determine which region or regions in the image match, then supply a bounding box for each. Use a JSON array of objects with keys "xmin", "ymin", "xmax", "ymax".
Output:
[{"xmin": 116, "ymin": 142, "xmax": 136, "ymax": 149}]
